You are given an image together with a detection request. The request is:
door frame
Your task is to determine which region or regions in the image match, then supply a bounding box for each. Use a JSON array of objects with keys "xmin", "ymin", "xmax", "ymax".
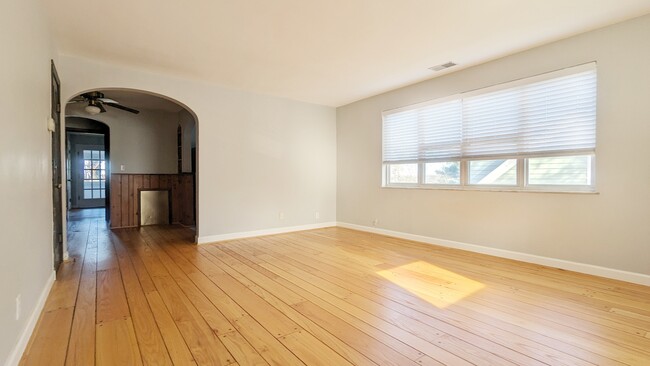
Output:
[
  {"xmin": 66, "ymin": 124, "xmax": 111, "ymax": 220},
  {"xmin": 51, "ymin": 60, "xmax": 63, "ymax": 272}
]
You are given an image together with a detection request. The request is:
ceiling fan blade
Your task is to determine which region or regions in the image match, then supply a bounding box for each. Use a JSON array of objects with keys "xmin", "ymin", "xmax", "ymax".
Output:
[
  {"xmin": 67, "ymin": 99, "xmax": 85, "ymax": 104},
  {"xmin": 105, "ymin": 102, "xmax": 140, "ymax": 114},
  {"xmin": 97, "ymin": 98, "xmax": 119, "ymax": 104},
  {"xmin": 98, "ymin": 102, "xmax": 107, "ymax": 113}
]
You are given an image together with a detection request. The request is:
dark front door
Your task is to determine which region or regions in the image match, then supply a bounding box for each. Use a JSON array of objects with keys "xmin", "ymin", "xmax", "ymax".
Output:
[{"xmin": 51, "ymin": 60, "xmax": 63, "ymax": 271}]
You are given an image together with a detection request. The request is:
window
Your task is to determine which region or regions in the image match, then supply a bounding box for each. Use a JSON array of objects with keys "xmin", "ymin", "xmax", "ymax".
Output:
[
  {"xmin": 382, "ymin": 63, "xmax": 597, "ymax": 192},
  {"xmin": 83, "ymin": 149, "xmax": 106, "ymax": 199}
]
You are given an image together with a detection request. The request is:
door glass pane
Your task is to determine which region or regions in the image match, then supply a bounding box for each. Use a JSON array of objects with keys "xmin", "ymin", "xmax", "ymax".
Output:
[
  {"xmin": 469, "ymin": 159, "xmax": 517, "ymax": 185},
  {"xmin": 528, "ymin": 155, "xmax": 592, "ymax": 185},
  {"xmin": 424, "ymin": 162, "xmax": 460, "ymax": 184},
  {"xmin": 81, "ymin": 148, "xmax": 106, "ymax": 201},
  {"xmin": 388, "ymin": 164, "xmax": 418, "ymax": 184}
]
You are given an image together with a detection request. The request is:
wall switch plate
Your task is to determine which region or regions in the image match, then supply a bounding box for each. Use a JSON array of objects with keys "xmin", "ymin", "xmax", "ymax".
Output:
[
  {"xmin": 372, "ymin": 219, "xmax": 379, "ymax": 226},
  {"xmin": 120, "ymin": 165, "xmax": 125, "ymax": 171},
  {"xmin": 315, "ymin": 211, "xmax": 320, "ymax": 219}
]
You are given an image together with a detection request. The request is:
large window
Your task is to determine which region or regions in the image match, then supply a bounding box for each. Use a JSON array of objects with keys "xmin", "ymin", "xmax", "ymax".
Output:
[{"xmin": 382, "ymin": 63, "xmax": 597, "ymax": 192}]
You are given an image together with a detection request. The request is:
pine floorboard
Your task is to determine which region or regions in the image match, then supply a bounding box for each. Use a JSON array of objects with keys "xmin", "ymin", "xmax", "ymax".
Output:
[{"xmin": 19, "ymin": 209, "xmax": 650, "ymax": 365}]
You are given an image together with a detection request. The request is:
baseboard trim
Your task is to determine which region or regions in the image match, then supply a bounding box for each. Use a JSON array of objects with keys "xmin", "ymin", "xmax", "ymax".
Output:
[
  {"xmin": 336, "ymin": 222, "xmax": 650, "ymax": 286},
  {"xmin": 4, "ymin": 270, "xmax": 56, "ymax": 366},
  {"xmin": 198, "ymin": 222, "xmax": 337, "ymax": 244}
]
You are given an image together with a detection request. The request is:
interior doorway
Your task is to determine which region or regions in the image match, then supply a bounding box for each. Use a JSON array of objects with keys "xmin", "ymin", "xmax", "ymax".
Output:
[{"xmin": 66, "ymin": 118, "xmax": 111, "ymax": 218}]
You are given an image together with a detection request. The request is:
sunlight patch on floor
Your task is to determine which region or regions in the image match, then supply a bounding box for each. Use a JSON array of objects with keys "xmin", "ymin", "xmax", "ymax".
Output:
[{"xmin": 377, "ymin": 261, "xmax": 485, "ymax": 308}]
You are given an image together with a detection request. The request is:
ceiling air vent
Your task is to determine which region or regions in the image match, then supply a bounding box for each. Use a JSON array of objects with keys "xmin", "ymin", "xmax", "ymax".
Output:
[{"xmin": 429, "ymin": 62, "xmax": 457, "ymax": 72}]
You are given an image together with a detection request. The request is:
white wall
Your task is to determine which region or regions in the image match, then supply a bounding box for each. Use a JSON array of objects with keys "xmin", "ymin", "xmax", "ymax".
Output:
[
  {"xmin": 337, "ymin": 15, "xmax": 650, "ymax": 276},
  {"xmin": 0, "ymin": 1, "xmax": 57, "ymax": 365},
  {"xmin": 66, "ymin": 106, "xmax": 179, "ymax": 174},
  {"xmin": 58, "ymin": 55, "xmax": 337, "ymax": 241}
]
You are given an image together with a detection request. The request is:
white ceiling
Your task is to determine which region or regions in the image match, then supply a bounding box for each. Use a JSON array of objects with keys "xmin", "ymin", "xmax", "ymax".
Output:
[{"xmin": 45, "ymin": 0, "xmax": 650, "ymax": 107}]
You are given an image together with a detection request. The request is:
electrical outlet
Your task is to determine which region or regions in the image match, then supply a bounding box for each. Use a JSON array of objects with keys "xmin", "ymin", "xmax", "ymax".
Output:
[
  {"xmin": 15, "ymin": 295, "xmax": 21, "ymax": 320},
  {"xmin": 314, "ymin": 211, "xmax": 320, "ymax": 219},
  {"xmin": 278, "ymin": 212, "xmax": 284, "ymax": 220},
  {"xmin": 120, "ymin": 164, "xmax": 125, "ymax": 171},
  {"xmin": 372, "ymin": 219, "xmax": 379, "ymax": 226}
]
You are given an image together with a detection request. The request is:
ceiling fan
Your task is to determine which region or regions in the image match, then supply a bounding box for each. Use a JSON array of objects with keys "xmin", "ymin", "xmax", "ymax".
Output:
[{"xmin": 68, "ymin": 91, "xmax": 140, "ymax": 115}]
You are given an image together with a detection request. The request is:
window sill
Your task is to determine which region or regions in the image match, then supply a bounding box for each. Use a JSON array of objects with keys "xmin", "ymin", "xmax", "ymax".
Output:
[{"xmin": 381, "ymin": 185, "xmax": 599, "ymax": 195}]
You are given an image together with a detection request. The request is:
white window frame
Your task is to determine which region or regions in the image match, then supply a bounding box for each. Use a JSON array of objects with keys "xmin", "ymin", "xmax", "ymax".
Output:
[{"xmin": 382, "ymin": 63, "xmax": 597, "ymax": 193}]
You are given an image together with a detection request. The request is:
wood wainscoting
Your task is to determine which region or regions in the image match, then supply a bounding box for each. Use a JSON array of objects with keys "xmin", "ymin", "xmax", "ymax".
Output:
[{"xmin": 110, "ymin": 174, "xmax": 194, "ymax": 228}]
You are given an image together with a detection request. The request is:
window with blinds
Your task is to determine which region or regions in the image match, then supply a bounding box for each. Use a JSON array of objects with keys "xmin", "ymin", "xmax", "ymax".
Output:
[{"xmin": 382, "ymin": 63, "xmax": 597, "ymax": 191}]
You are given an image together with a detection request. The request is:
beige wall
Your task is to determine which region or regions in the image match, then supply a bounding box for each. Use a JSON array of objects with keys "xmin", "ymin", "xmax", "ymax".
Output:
[
  {"xmin": 0, "ymin": 1, "xmax": 57, "ymax": 364},
  {"xmin": 337, "ymin": 15, "xmax": 650, "ymax": 276},
  {"xmin": 58, "ymin": 55, "xmax": 337, "ymax": 243},
  {"xmin": 66, "ymin": 106, "xmax": 179, "ymax": 174}
]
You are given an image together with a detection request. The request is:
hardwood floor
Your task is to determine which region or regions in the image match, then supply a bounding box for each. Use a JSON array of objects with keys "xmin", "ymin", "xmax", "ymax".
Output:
[{"xmin": 20, "ymin": 211, "xmax": 650, "ymax": 365}]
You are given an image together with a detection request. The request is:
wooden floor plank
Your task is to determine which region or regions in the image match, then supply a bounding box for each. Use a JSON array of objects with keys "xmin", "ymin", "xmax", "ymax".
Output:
[{"xmin": 21, "ymin": 210, "xmax": 650, "ymax": 366}]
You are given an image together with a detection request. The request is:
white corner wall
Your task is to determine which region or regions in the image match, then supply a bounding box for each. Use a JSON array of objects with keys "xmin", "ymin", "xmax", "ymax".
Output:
[
  {"xmin": 0, "ymin": 1, "xmax": 58, "ymax": 365},
  {"xmin": 58, "ymin": 55, "xmax": 337, "ymax": 241},
  {"xmin": 337, "ymin": 14, "xmax": 650, "ymax": 277}
]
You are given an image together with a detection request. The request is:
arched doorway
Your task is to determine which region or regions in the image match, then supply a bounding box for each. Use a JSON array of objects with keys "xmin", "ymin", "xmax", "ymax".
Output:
[{"xmin": 64, "ymin": 88, "xmax": 198, "ymax": 241}]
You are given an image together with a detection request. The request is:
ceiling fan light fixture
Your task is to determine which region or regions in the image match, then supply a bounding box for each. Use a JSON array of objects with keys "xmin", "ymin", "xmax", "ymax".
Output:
[{"xmin": 85, "ymin": 104, "xmax": 101, "ymax": 115}]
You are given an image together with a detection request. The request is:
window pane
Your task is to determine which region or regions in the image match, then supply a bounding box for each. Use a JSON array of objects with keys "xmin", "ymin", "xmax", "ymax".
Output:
[
  {"xmin": 84, "ymin": 160, "xmax": 92, "ymax": 169},
  {"xmin": 92, "ymin": 161, "xmax": 101, "ymax": 169},
  {"xmin": 100, "ymin": 151, "xmax": 105, "ymax": 159},
  {"xmin": 84, "ymin": 170, "xmax": 92, "ymax": 179},
  {"xmin": 83, "ymin": 150, "xmax": 92, "ymax": 159},
  {"xmin": 100, "ymin": 189, "xmax": 105, "ymax": 198},
  {"xmin": 93, "ymin": 189, "xmax": 101, "ymax": 198},
  {"xmin": 528, "ymin": 155, "xmax": 592, "ymax": 186},
  {"xmin": 92, "ymin": 150, "xmax": 100, "ymax": 159},
  {"xmin": 84, "ymin": 181, "xmax": 92, "ymax": 189},
  {"xmin": 84, "ymin": 190, "xmax": 92, "ymax": 199},
  {"xmin": 92, "ymin": 170, "xmax": 100, "ymax": 179},
  {"xmin": 100, "ymin": 180, "xmax": 105, "ymax": 188},
  {"xmin": 100, "ymin": 161, "xmax": 106, "ymax": 169},
  {"xmin": 469, "ymin": 159, "xmax": 517, "ymax": 185},
  {"xmin": 100, "ymin": 170, "xmax": 106, "ymax": 179},
  {"xmin": 424, "ymin": 162, "xmax": 460, "ymax": 184},
  {"xmin": 388, "ymin": 164, "xmax": 418, "ymax": 184}
]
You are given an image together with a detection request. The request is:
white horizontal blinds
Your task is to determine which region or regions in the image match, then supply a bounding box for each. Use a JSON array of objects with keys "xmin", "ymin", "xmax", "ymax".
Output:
[
  {"xmin": 383, "ymin": 100, "xmax": 461, "ymax": 163},
  {"xmin": 419, "ymin": 100, "xmax": 462, "ymax": 161},
  {"xmin": 462, "ymin": 67, "xmax": 597, "ymax": 158},
  {"xmin": 383, "ymin": 108, "xmax": 419, "ymax": 163},
  {"xmin": 382, "ymin": 63, "xmax": 597, "ymax": 164}
]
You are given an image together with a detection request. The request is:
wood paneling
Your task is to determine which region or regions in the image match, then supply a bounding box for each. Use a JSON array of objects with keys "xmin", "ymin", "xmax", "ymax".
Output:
[
  {"xmin": 21, "ymin": 216, "xmax": 650, "ymax": 366},
  {"xmin": 110, "ymin": 174, "xmax": 194, "ymax": 228}
]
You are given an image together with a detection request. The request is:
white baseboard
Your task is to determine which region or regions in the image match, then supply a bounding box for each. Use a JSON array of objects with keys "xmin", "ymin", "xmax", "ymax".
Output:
[
  {"xmin": 198, "ymin": 222, "xmax": 337, "ymax": 244},
  {"xmin": 4, "ymin": 270, "xmax": 56, "ymax": 366},
  {"xmin": 336, "ymin": 222, "xmax": 650, "ymax": 287}
]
